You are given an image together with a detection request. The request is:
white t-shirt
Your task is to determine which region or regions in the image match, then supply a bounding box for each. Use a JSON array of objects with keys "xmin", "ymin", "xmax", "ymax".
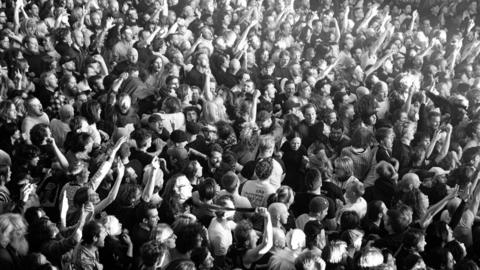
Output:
[
  {"xmin": 208, "ymin": 218, "xmax": 236, "ymax": 256},
  {"xmin": 241, "ymin": 180, "xmax": 276, "ymax": 208}
]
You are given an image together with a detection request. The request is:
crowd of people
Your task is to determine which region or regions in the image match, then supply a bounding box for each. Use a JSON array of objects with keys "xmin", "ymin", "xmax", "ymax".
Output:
[{"xmin": 2, "ymin": 0, "xmax": 480, "ymax": 269}]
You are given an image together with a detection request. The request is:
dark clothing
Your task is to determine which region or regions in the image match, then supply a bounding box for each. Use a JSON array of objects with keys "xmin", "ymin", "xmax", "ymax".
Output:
[
  {"xmin": 100, "ymin": 236, "xmax": 133, "ymax": 270},
  {"xmin": 0, "ymin": 245, "xmax": 24, "ymax": 270},
  {"xmin": 392, "ymin": 139, "xmax": 413, "ymax": 176},
  {"xmin": 373, "ymin": 232, "xmax": 405, "ymax": 254},
  {"xmin": 321, "ymin": 181, "xmax": 345, "ymax": 204},
  {"xmin": 297, "ymin": 121, "xmax": 325, "ymax": 148},
  {"xmin": 364, "ymin": 177, "xmax": 397, "ymax": 208},
  {"xmin": 185, "ymin": 68, "xmax": 206, "ymax": 89},
  {"xmin": 281, "ymin": 143, "xmax": 307, "ymax": 191},
  {"xmin": 130, "ymin": 148, "xmax": 153, "ymax": 167},
  {"xmin": 40, "ymin": 236, "xmax": 78, "ymax": 267}
]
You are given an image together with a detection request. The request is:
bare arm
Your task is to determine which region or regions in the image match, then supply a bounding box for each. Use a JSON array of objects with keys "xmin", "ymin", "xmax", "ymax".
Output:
[
  {"xmin": 142, "ymin": 157, "xmax": 161, "ymax": 202},
  {"xmin": 244, "ymin": 208, "xmax": 273, "ymax": 266},
  {"xmin": 434, "ymin": 125, "xmax": 452, "ymax": 164},
  {"xmin": 94, "ymin": 160, "xmax": 125, "ymax": 214}
]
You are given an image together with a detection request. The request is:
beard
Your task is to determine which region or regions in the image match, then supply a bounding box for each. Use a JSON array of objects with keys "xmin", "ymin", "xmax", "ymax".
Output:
[{"xmin": 10, "ymin": 235, "xmax": 29, "ymax": 256}]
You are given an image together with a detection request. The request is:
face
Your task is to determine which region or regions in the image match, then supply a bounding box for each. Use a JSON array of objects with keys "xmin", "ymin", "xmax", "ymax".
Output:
[
  {"xmin": 429, "ymin": 116, "xmax": 440, "ymax": 130},
  {"xmin": 119, "ymin": 96, "xmax": 131, "ymax": 114},
  {"xmin": 289, "ymin": 137, "xmax": 301, "ymax": 151},
  {"xmin": 300, "ymin": 85, "xmax": 312, "ymax": 99},
  {"xmin": 383, "ymin": 132, "xmax": 395, "ymax": 149},
  {"xmin": 96, "ymin": 226, "xmax": 108, "ymax": 247},
  {"xmin": 175, "ymin": 176, "xmax": 193, "ymax": 202},
  {"xmin": 304, "ymin": 107, "xmax": 316, "ymax": 125},
  {"xmin": 27, "ymin": 37, "xmax": 39, "ymax": 54},
  {"xmin": 29, "ymin": 99, "xmax": 43, "ymax": 116},
  {"xmin": 6, "ymin": 104, "xmax": 17, "ymax": 120},
  {"xmin": 123, "ymin": 28, "xmax": 133, "ymax": 42},
  {"xmin": 266, "ymin": 84, "xmax": 276, "ymax": 99},
  {"xmin": 209, "ymin": 151, "xmax": 222, "ymax": 168},
  {"xmin": 146, "ymin": 208, "xmax": 159, "ymax": 228},
  {"xmin": 330, "ymin": 128, "xmax": 343, "ymax": 142}
]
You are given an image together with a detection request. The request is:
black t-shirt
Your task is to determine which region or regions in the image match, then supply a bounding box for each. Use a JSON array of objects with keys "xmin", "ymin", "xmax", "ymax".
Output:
[{"xmin": 130, "ymin": 148, "xmax": 153, "ymax": 167}]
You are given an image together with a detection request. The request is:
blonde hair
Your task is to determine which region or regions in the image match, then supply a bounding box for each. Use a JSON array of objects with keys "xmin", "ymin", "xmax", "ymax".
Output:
[
  {"xmin": 0, "ymin": 214, "xmax": 27, "ymax": 247},
  {"xmin": 334, "ymin": 156, "xmax": 354, "ymax": 177}
]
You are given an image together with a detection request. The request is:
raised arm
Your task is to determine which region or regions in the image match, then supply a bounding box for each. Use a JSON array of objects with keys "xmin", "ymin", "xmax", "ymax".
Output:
[
  {"xmin": 233, "ymin": 19, "xmax": 258, "ymax": 56},
  {"xmin": 94, "ymin": 159, "xmax": 125, "ymax": 214},
  {"xmin": 420, "ymin": 185, "xmax": 459, "ymax": 228},
  {"xmin": 342, "ymin": 5, "xmax": 350, "ymax": 34},
  {"xmin": 142, "ymin": 157, "xmax": 162, "ymax": 202},
  {"xmin": 244, "ymin": 208, "xmax": 273, "ymax": 265},
  {"xmin": 47, "ymin": 136, "xmax": 70, "ymax": 171},
  {"xmin": 203, "ymin": 68, "xmax": 214, "ymax": 102},
  {"xmin": 89, "ymin": 136, "xmax": 128, "ymax": 191},
  {"xmin": 434, "ymin": 124, "xmax": 452, "ymax": 164}
]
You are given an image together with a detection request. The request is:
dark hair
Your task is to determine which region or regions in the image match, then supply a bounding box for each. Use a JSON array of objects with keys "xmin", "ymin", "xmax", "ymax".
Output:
[
  {"xmin": 375, "ymin": 127, "xmax": 394, "ymax": 143},
  {"xmin": 234, "ymin": 219, "xmax": 254, "ymax": 248},
  {"xmin": 14, "ymin": 144, "xmax": 40, "ymax": 165},
  {"xmin": 454, "ymin": 260, "xmax": 480, "ymax": 270},
  {"xmin": 208, "ymin": 143, "xmax": 223, "ymax": 157},
  {"xmin": 136, "ymin": 202, "xmax": 157, "ymax": 224},
  {"xmin": 175, "ymin": 223, "xmax": 203, "ymax": 254},
  {"xmin": 2, "ymin": 122, "xmax": 19, "ymax": 138},
  {"xmin": 445, "ymin": 240, "xmax": 466, "ymax": 263},
  {"xmin": 198, "ymin": 178, "xmax": 216, "ymax": 201},
  {"xmin": 255, "ymin": 158, "xmax": 273, "ymax": 180},
  {"xmin": 366, "ymin": 201, "xmax": 384, "ymax": 221},
  {"xmin": 131, "ymin": 128, "xmax": 152, "ymax": 148},
  {"xmin": 350, "ymin": 127, "xmax": 372, "ymax": 148},
  {"xmin": 164, "ymin": 259, "xmax": 196, "ymax": 270},
  {"xmin": 140, "ymin": 241, "xmax": 161, "ymax": 267},
  {"xmin": 330, "ymin": 121, "xmax": 344, "ymax": 131},
  {"xmin": 191, "ymin": 246, "xmax": 210, "ymax": 268},
  {"xmin": 82, "ymin": 221, "xmax": 103, "ymax": 245},
  {"xmin": 69, "ymin": 132, "xmax": 92, "ymax": 153},
  {"xmin": 304, "ymin": 168, "xmax": 322, "ymax": 191},
  {"xmin": 403, "ymin": 228, "xmax": 425, "ymax": 250},
  {"xmin": 80, "ymin": 100, "xmax": 101, "ymax": 124},
  {"xmin": 30, "ymin": 123, "xmax": 50, "ymax": 146},
  {"xmin": 340, "ymin": 211, "xmax": 360, "ymax": 231},
  {"xmin": 304, "ymin": 220, "xmax": 324, "ymax": 249},
  {"xmin": 386, "ymin": 209, "xmax": 410, "ymax": 234}
]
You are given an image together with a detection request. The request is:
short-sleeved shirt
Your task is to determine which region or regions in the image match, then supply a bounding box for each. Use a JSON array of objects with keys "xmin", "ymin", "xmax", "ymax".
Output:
[{"xmin": 240, "ymin": 180, "xmax": 277, "ymax": 208}]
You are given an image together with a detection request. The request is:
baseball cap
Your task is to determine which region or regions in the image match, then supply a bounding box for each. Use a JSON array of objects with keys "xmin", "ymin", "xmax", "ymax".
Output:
[{"xmin": 309, "ymin": 196, "xmax": 329, "ymax": 213}]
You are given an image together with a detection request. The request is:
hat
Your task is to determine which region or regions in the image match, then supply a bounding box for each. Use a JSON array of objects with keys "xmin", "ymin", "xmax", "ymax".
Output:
[
  {"xmin": 309, "ymin": 196, "xmax": 329, "ymax": 213},
  {"xmin": 59, "ymin": 104, "xmax": 74, "ymax": 120},
  {"xmin": 148, "ymin": 114, "xmax": 163, "ymax": 123},
  {"xmin": 283, "ymin": 99, "xmax": 301, "ymax": 112},
  {"xmin": 256, "ymin": 110, "xmax": 272, "ymax": 122},
  {"xmin": 221, "ymin": 171, "xmax": 239, "ymax": 191},
  {"xmin": 167, "ymin": 147, "xmax": 189, "ymax": 161},
  {"xmin": 170, "ymin": 130, "xmax": 188, "ymax": 143}
]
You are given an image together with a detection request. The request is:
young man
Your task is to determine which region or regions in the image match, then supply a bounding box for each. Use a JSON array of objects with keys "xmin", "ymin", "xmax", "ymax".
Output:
[
  {"xmin": 241, "ymin": 158, "xmax": 277, "ymax": 208},
  {"xmin": 72, "ymin": 221, "xmax": 108, "ymax": 270}
]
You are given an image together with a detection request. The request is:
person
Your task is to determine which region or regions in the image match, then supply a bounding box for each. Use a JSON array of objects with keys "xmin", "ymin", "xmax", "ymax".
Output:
[
  {"xmin": 0, "ymin": 213, "xmax": 29, "ymax": 270},
  {"xmin": 227, "ymin": 207, "xmax": 273, "ymax": 269},
  {"xmin": 71, "ymin": 221, "xmax": 108, "ymax": 270},
  {"xmin": 207, "ymin": 195, "xmax": 236, "ymax": 266},
  {"xmin": 241, "ymin": 158, "xmax": 277, "ymax": 208},
  {"xmin": 0, "ymin": 1, "xmax": 480, "ymax": 270}
]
